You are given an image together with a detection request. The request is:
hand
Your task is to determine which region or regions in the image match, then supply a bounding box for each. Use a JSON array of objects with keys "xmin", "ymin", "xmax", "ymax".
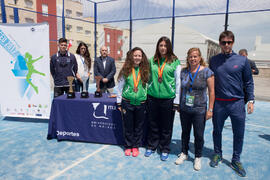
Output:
[
  {"xmin": 103, "ymin": 78, "xmax": 109, "ymax": 83},
  {"xmin": 206, "ymin": 111, "xmax": 213, "ymax": 120},
  {"xmin": 172, "ymin": 104, "xmax": 179, "ymax": 112},
  {"xmin": 118, "ymin": 107, "xmax": 122, "ymax": 111},
  {"xmin": 247, "ymin": 102, "xmax": 254, "ymax": 114}
]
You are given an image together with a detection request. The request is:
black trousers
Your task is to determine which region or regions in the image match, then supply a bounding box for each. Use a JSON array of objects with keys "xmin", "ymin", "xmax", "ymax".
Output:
[
  {"xmin": 53, "ymin": 86, "xmax": 74, "ymax": 98},
  {"xmin": 146, "ymin": 95, "xmax": 175, "ymax": 153},
  {"xmin": 180, "ymin": 110, "xmax": 206, "ymax": 157},
  {"xmin": 121, "ymin": 99, "xmax": 146, "ymax": 148}
]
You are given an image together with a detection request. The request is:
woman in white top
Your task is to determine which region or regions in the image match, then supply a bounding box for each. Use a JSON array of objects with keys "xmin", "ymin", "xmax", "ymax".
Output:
[{"xmin": 74, "ymin": 42, "xmax": 92, "ymax": 92}]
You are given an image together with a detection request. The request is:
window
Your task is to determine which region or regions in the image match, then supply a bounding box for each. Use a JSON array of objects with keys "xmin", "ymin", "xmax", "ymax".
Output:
[
  {"xmin": 8, "ymin": 0, "xmax": 18, "ymax": 5},
  {"xmin": 76, "ymin": 26, "xmax": 83, "ymax": 33},
  {"xmin": 9, "ymin": 15, "xmax": 14, "ymax": 20},
  {"xmin": 25, "ymin": 18, "xmax": 34, "ymax": 23},
  {"xmin": 24, "ymin": 0, "xmax": 33, "ymax": 8},
  {"xmin": 66, "ymin": 9, "xmax": 72, "ymax": 17},
  {"xmin": 106, "ymin": 34, "xmax": 110, "ymax": 43},
  {"xmin": 42, "ymin": 4, "xmax": 48, "ymax": 17},
  {"xmin": 118, "ymin": 36, "xmax": 122, "ymax": 43},
  {"xmin": 85, "ymin": 30, "xmax": 91, "ymax": 35},
  {"xmin": 66, "ymin": 24, "xmax": 72, "ymax": 31},
  {"xmin": 107, "ymin": 46, "xmax": 110, "ymax": 54},
  {"xmin": 76, "ymin": 12, "xmax": 83, "ymax": 17}
]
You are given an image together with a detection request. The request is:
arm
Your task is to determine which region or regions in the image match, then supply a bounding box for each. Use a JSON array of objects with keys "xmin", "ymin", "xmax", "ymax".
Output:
[
  {"xmin": 105, "ymin": 58, "xmax": 116, "ymax": 80},
  {"xmin": 73, "ymin": 56, "xmax": 78, "ymax": 77},
  {"xmin": 243, "ymin": 59, "xmax": 255, "ymax": 114},
  {"xmin": 50, "ymin": 56, "xmax": 55, "ymax": 79},
  {"xmin": 116, "ymin": 76, "xmax": 125, "ymax": 111},
  {"xmin": 250, "ymin": 60, "xmax": 259, "ymax": 75},
  {"xmin": 173, "ymin": 64, "xmax": 181, "ymax": 110},
  {"xmin": 206, "ymin": 75, "xmax": 215, "ymax": 120}
]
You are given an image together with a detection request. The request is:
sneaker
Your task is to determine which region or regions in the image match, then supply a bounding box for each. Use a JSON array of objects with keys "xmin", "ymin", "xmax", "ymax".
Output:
[
  {"xmin": 144, "ymin": 149, "xmax": 155, "ymax": 157},
  {"xmin": 194, "ymin": 157, "xmax": 201, "ymax": 171},
  {"xmin": 231, "ymin": 161, "xmax": 246, "ymax": 177},
  {"xmin": 132, "ymin": 148, "xmax": 139, "ymax": 157},
  {"xmin": 210, "ymin": 154, "xmax": 222, "ymax": 167},
  {"xmin": 160, "ymin": 152, "xmax": 169, "ymax": 161},
  {"xmin": 175, "ymin": 153, "xmax": 188, "ymax": 165},
  {"xmin": 125, "ymin": 149, "xmax": 132, "ymax": 156}
]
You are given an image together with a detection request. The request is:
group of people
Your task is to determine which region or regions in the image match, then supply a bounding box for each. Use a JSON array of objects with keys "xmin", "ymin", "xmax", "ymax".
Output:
[
  {"xmin": 50, "ymin": 30, "xmax": 255, "ymax": 177},
  {"xmin": 50, "ymin": 38, "xmax": 116, "ymax": 98}
]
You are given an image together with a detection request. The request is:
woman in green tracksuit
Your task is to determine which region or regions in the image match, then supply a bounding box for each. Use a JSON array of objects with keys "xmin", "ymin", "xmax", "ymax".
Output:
[
  {"xmin": 116, "ymin": 47, "xmax": 150, "ymax": 157},
  {"xmin": 144, "ymin": 36, "xmax": 181, "ymax": 161}
]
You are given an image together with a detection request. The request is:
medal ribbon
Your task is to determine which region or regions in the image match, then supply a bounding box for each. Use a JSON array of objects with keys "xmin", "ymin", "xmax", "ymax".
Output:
[
  {"xmin": 188, "ymin": 65, "xmax": 200, "ymax": 92},
  {"xmin": 158, "ymin": 58, "xmax": 167, "ymax": 79},
  {"xmin": 132, "ymin": 68, "xmax": 141, "ymax": 90}
]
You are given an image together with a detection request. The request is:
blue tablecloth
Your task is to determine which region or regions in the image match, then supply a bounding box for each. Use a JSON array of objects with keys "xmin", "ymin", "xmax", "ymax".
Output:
[{"xmin": 47, "ymin": 93, "xmax": 124, "ymax": 145}]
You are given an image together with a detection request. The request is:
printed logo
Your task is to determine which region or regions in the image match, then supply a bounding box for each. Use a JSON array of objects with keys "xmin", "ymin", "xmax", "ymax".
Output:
[
  {"xmin": 0, "ymin": 29, "xmax": 45, "ymax": 97},
  {"xmin": 92, "ymin": 103, "xmax": 109, "ymax": 119}
]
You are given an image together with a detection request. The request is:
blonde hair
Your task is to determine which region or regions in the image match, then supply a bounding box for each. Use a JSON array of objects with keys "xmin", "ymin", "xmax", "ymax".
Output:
[{"xmin": 186, "ymin": 47, "xmax": 206, "ymax": 69}]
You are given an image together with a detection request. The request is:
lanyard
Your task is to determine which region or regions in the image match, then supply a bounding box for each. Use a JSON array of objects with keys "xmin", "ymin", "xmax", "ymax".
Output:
[
  {"xmin": 132, "ymin": 68, "xmax": 141, "ymax": 92},
  {"xmin": 80, "ymin": 55, "xmax": 84, "ymax": 65},
  {"xmin": 158, "ymin": 58, "xmax": 167, "ymax": 79},
  {"xmin": 188, "ymin": 65, "xmax": 200, "ymax": 92}
]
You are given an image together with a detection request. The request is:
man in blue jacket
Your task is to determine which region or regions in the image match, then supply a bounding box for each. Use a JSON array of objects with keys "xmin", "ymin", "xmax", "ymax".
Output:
[
  {"xmin": 94, "ymin": 46, "xmax": 116, "ymax": 93},
  {"xmin": 50, "ymin": 38, "xmax": 78, "ymax": 97},
  {"xmin": 209, "ymin": 31, "xmax": 254, "ymax": 177}
]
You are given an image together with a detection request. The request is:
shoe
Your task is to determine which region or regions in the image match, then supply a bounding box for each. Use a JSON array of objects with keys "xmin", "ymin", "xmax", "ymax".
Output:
[
  {"xmin": 175, "ymin": 153, "xmax": 188, "ymax": 165},
  {"xmin": 194, "ymin": 157, "xmax": 201, "ymax": 171},
  {"xmin": 125, "ymin": 149, "xmax": 132, "ymax": 156},
  {"xmin": 132, "ymin": 148, "xmax": 139, "ymax": 157},
  {"xmin": 210, "ymin": 154, "xmax": 222, "ymax": 167},
  {"xmin": 160, "ymin": 152, "xmax": 169, "ymax": 161},
  {"xmin": 144, "ymin": 149, "xmax": 155, "ymax": 157},
  {"xmin": 231, "ymin": 161, "xmax": 246, "ymax": 177}
]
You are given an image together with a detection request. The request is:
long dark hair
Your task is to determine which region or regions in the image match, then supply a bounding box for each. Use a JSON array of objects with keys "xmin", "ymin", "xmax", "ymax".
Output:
[
  {"xmin": 76, "ymin": 42, "xmax": 91, "ymax": 70},
  {"xmin": 154, "ymin": 36, "xmax": 177, "ymax": 64},
  {"xmin": 118, "ymin": 47, "xmax": 149, "ymax": 86}
]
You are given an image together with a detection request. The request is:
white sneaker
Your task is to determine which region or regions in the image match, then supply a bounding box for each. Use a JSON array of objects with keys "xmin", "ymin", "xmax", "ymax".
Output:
[
  {"xmin": 194, "ymin": 157, "xmax": 201, "ymax": 171},
  {"xmin": 175, "ymin": 153, "xmax": 188, "ymax": 165}
]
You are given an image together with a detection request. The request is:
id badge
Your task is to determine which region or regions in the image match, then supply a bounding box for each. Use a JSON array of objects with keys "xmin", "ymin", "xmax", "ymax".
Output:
[{"xmin": 186, "ymin": 93, "xmax": 195, "ymax": 107}]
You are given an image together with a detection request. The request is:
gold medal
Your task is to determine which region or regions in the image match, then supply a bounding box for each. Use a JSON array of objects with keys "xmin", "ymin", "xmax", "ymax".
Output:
[
  {"xmin": 133, "ymin": 87, "xmax": 138, "ymax": 92},
  {"xmin": 158, "ymin": 77, "xmax": 163, "ymax": 83}
]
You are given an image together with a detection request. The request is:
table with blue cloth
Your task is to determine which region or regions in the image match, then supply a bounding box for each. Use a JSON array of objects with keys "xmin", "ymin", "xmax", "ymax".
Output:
[{"xmin": 47, "ymin": 93, "xmax": 124, "ymax": 145}]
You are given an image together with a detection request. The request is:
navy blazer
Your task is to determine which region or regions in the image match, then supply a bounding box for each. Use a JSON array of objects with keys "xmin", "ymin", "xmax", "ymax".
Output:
[{"xmin": 94, "ymin": 56, "xmax": 116, "ymax": 89}]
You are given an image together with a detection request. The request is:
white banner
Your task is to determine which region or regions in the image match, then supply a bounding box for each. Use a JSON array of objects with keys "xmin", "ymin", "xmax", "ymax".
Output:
[{"xmin": 0, "ymin": 23, "xmax": 51, "ymax": 119}]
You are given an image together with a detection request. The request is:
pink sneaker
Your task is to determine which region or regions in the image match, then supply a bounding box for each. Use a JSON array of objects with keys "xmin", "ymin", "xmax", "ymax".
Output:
[
  {"xmin": 125, "ymin": 149, "xmax": 132, "ymax": 156},
  {"xmin": 132, "ymin": 148, "xmax": 139, "ymax": 157}
]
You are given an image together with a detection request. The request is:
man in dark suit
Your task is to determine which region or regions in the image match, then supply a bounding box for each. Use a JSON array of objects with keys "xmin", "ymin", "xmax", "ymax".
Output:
[
  {"xmin": 94, "ymin": 46, "xmax": 116, "ymax": 93},
  {"xmin": 239, "ymin": 49, "xmax": 259, "ymax": 75}
]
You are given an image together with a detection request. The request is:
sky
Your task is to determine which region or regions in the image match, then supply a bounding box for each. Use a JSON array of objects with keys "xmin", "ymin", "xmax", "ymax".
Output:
[{"xmin": 82, "ymin": 0, "xmax": 270, "ymax": 52}]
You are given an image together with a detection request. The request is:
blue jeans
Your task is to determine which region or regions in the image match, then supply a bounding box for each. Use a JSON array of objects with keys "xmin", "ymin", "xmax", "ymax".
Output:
[{"xmin": 212, "ymin": 99, "xmax": 246, "ymax": 162}]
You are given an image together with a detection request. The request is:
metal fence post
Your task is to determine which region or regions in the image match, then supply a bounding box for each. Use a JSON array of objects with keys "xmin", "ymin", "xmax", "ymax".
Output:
[
  {"xmin": 62, "ymin": 0, "xmax": 65, "ymax": 38},
  {"xmin": 94, "ymin": 2, "xmax": 97, "ymax": 61},
  {"xmin": 14, "ymin": 8, "xmax": 19, "ymax": 23},
  {"xmin": 171, "ymin": 0, "xmax": 175, "ymax": 50},
  {"xmin": 1, "ymin": 0, "xmax": 7, "ymax": 23},
  {"xmin": 224, "ymin": 0, "xmax": 230, "ymax": 31},
  {"xmin": 129, "ymin": 0, "xmax": 132, "ymax": 50}
]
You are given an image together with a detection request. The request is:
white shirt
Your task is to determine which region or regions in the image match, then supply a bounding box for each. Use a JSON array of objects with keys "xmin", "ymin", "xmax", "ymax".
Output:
[{"xmin": 75, "ymin": 54, "xmax": 89, "ymax": 78}]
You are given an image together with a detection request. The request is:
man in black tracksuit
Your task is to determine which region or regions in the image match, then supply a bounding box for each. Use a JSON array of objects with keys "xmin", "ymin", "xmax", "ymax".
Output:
[{"xmin": 50, "ymin": 38, "xmax": 78, "ymax": 97}]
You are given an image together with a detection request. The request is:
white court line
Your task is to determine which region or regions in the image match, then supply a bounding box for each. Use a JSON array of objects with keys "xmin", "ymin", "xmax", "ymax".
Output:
[
  {"xmin": 246, "ymin": 123, "xmax": 270, "ymax": 129},
  {"xmin": 46, "ymin": 145, "xmax": 109, "ymax": 180}
]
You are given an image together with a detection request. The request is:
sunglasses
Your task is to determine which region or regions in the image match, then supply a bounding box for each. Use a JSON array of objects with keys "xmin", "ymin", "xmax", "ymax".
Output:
[{"xmin": 220, "ymin": 41, "xmax": 233, "ymax": 45}]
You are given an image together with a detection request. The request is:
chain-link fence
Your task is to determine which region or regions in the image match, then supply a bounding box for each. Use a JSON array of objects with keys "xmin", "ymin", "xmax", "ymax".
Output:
[{"xmin": 1, "ymin": 0, "xmax": 270, "ymax": 67}]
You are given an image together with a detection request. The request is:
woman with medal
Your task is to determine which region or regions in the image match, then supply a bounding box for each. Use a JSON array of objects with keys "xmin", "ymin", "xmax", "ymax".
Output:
[
  {"xmin": 116, "ymin": 47, "xmax": 149, "ymax": 157},
  {"xmin": 175, "ymin": 47, "xmax": 214, "ymax": 171},
  {"xmin": 144, "ymin": 36, "xmax": 181, "ymax": 161},
  {"xmin": 74, "ymin": 42, "xmax": 92, "ymax": 92}
]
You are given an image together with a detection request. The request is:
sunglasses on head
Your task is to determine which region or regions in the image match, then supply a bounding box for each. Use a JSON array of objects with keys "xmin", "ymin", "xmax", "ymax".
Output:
[{"xmin": 220, "ymin": 41, "xmax": 233, "ymax": 45}]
